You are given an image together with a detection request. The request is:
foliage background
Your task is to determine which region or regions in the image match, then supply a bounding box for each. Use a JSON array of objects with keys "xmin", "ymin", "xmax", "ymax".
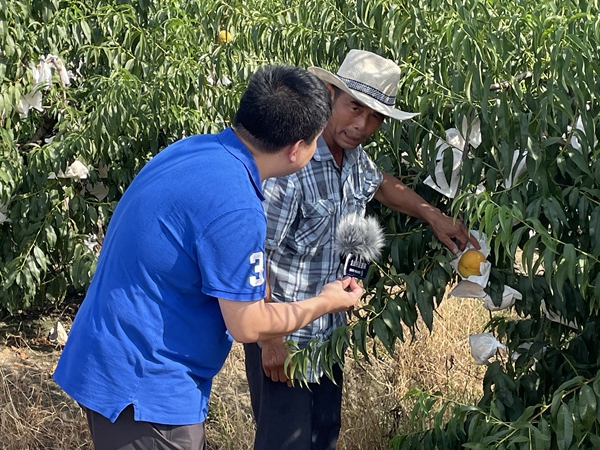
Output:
[{"xmin": 3, "ymin": 0, "xmax": 600, "ymax": 447}]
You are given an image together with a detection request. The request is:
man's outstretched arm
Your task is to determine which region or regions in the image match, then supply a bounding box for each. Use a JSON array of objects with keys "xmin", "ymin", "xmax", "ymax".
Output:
[
  {"xmin": 373, "ymin": 172, "xmax": 480, "ymax": 254},
  {"xmin": 219, "ymin": 277, "xmax": 362, "ymax": 343}
]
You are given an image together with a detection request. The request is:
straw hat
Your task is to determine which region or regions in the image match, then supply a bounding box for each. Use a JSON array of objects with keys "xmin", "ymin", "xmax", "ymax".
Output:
[{"xmin": 308, "ymin": 49, "xmax": 419, "ymax": 121}]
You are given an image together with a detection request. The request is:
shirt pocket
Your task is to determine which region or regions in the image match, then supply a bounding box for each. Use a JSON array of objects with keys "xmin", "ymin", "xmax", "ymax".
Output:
[
  {"xmin": 356, "ymin": 169, "xmax": 382, "ymax": 201},
  {"xmin": 294, "ymin": 199, "xmax": 336, "ymax": 251},
  {"xmin": 348, "ymin": 192, "xmax": 369, "ymax": 216},
  {"xmin": 343, "ymin": 166, "xmax": 382, "ymax": 214}
]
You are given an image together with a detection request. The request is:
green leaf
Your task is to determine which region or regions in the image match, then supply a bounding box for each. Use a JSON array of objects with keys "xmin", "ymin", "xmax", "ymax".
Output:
[
  {"xmin": 32, "ymin": 246, "xmax": 48, "ymax": 272},
  {"xmin": 352, "ymin": 320, "xmax": 369, "ymax": 361},
  {"xmin": 578, "ymin": 384, "xmax": 597, "ymax": 430},
  {"xmin": 372, "ymin": 316, "xmax": 392, "ymax": 353},
  {"xmin": 381, "ymin": 309, "xmax": 403, "ymax": 340},
  {"xmin": 81, "ymin": 19, "xmax": 92, "ymax": 43},
  {"xmin": 556, "ymin": 403, "xmax": 573, "ymax": 450},
  {"xmin": 534, "ymin": 418, "xmax": 552, "ymax": 450}
]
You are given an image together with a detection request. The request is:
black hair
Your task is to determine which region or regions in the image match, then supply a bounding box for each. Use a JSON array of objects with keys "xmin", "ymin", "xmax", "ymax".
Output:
[{"xmin": 232, "ymin": 65, "xmax": 332, "ymax": 153}]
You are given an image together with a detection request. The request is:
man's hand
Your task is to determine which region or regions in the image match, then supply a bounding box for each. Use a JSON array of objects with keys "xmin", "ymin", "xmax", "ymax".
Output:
[
  {"xmin": 374, "ymin": 172, "xmax": 479, "ymax": 254},
  {"xmin": 261, "ymin": 338, "xmax": 292, "ymax": 385},
  {"xmin": 218, "ymin": 277, "xmax": 361, "ymax": 343},
  {"xmin": 258, "ymin": 277, "xmax": 360, "ymax": 385},
  {"xmin": 427, "ymin": 211, "xmax": 480, "ymax": 254},
  {"xmin": 319, "ymin": 276, "xmax": 362, "ymax": 311}
]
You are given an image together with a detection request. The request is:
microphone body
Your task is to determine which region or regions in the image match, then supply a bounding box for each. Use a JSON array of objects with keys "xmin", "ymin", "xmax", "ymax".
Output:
[{"xmin": 335, "ymin": 212, "xmax": 385, "ymax": 278}]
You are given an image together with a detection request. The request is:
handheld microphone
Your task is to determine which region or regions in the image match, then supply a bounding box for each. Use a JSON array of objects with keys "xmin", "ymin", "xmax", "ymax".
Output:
[{"xmin": 335, "ymin": 212, "xmax": 385, "ymax": 279}]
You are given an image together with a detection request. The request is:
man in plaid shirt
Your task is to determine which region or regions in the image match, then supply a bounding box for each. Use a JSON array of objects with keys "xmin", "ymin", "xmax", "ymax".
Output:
[{"xmin": 244, "ymin": 50, "xmax": 479, "ymax": 450}]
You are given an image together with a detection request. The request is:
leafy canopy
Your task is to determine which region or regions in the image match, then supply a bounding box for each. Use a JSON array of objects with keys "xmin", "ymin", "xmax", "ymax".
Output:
[{"xmin": 3, "ymin": 0, "xmax": 600, "ymax": 447}]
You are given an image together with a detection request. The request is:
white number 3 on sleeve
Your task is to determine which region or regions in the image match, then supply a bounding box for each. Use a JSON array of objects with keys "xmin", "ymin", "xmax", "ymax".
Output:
[{"xmin": 248, "ymin": 251, "xmax": 265, "ymax": 287}]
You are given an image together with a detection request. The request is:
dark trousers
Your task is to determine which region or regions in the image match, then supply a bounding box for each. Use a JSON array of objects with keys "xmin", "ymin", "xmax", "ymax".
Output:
[
  {"xmin": 244, "ymin": 342, "xmax": 343, "ymax": 450},
  {"xmin": 83, "ymin": 404, "xmax": 206, "ymax": 450}
]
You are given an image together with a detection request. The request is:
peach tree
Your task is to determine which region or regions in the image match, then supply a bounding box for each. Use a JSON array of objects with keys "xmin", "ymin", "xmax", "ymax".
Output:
[{"xmin": 3, "ymin": 0, "xmax": 600, "ymax": 447}]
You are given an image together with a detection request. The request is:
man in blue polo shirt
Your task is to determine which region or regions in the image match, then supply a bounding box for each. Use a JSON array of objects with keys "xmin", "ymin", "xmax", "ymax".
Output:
[{"xmin": 53, "ymin": 65, "xmax": 363, "ymax": 450}]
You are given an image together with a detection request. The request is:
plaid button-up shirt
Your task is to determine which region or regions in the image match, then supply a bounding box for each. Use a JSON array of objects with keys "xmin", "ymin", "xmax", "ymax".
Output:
[{"xmin": 262, "ymin": 136, "xmax": 383, "ymax": 381}]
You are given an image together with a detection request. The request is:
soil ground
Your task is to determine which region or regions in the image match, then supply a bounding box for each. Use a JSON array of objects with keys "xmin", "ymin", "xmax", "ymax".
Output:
[
  {"xmin": 0, "ymin": 313, "xmax": 64, "ymax": 374},
  {"xmin": 0, "ymin": 303, "xmax": 256, "ymax": 449},
  {"xmin": 0, "ymin": 289, "xmax": 489, "ymax": 449},
  {"xmin": 0, "ymin": 302, "xmax": 255, "ymax": 396}
]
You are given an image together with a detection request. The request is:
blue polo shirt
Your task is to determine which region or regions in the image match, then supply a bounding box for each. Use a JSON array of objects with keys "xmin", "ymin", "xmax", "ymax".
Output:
[{"xmin": 54, "ymin": 128, "xmax": 267, "ymax": 425}]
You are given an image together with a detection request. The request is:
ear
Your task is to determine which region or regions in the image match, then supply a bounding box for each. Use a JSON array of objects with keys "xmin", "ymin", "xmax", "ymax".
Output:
[
  {"xmin": 326, "ymin": 83, "xmax": 335, "ymax": 99},
  {"xmin": 287, "ymin": 140, "xmax": 303, "ymax": 164}
]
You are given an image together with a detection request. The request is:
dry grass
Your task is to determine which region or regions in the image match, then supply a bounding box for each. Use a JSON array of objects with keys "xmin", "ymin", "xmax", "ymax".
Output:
[
  {"xmin": 0, "ymin": 364, "xmax": 91, "ymax": 449},
  {"xmin": 0, "ymin": 314, "xmax": 92, "ymax": 450},
  {"xmin": 337, "ymin": 292, "xmax": 489, "ymax": 450},
  {"xmin": 207, "ymin": 289, "xmax": 491, "ymax": 449},
  {"xmin": 207, "ymin": 343, "xmax": 256, "ymax": 449},
  {"xmin": 0, "ymin": 289, "xmax": 490, "ymax": 449}
]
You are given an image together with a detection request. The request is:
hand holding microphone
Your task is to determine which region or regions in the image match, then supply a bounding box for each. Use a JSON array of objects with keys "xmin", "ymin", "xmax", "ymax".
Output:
[
  {"xmin": 320, "ymin": 276, "xmax": 363, "ymax": 312},
  {"xmin": 335, "ymin": 212, "xmax": 385, "ymax": 279}
]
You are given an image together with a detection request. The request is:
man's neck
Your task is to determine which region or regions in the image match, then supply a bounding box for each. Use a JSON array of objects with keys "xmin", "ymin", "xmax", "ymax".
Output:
[
  {"xmin": 322, "ymin": 130, "xmax": 344, "ymax": 168},
  {"xmin": 231, "ymin": 126, "xmax": 269, "ymax": 180}
]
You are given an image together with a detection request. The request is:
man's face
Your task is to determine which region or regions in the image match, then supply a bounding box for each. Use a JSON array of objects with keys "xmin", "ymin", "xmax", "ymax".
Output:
[{"xmin": 323, "ymin": 90, "xmax": 385, "ymax": 151}]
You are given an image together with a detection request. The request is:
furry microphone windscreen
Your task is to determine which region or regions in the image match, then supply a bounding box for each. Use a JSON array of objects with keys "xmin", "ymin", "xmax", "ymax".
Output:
[{"xmin": 335, "ymin": 212, "xmax": 385, "ymax": 262}]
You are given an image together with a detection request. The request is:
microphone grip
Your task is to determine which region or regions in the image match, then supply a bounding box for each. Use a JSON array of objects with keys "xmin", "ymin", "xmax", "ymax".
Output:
[{"xmin": 342, "ymin": 252, "xmax": 370, "ymax": 279}]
